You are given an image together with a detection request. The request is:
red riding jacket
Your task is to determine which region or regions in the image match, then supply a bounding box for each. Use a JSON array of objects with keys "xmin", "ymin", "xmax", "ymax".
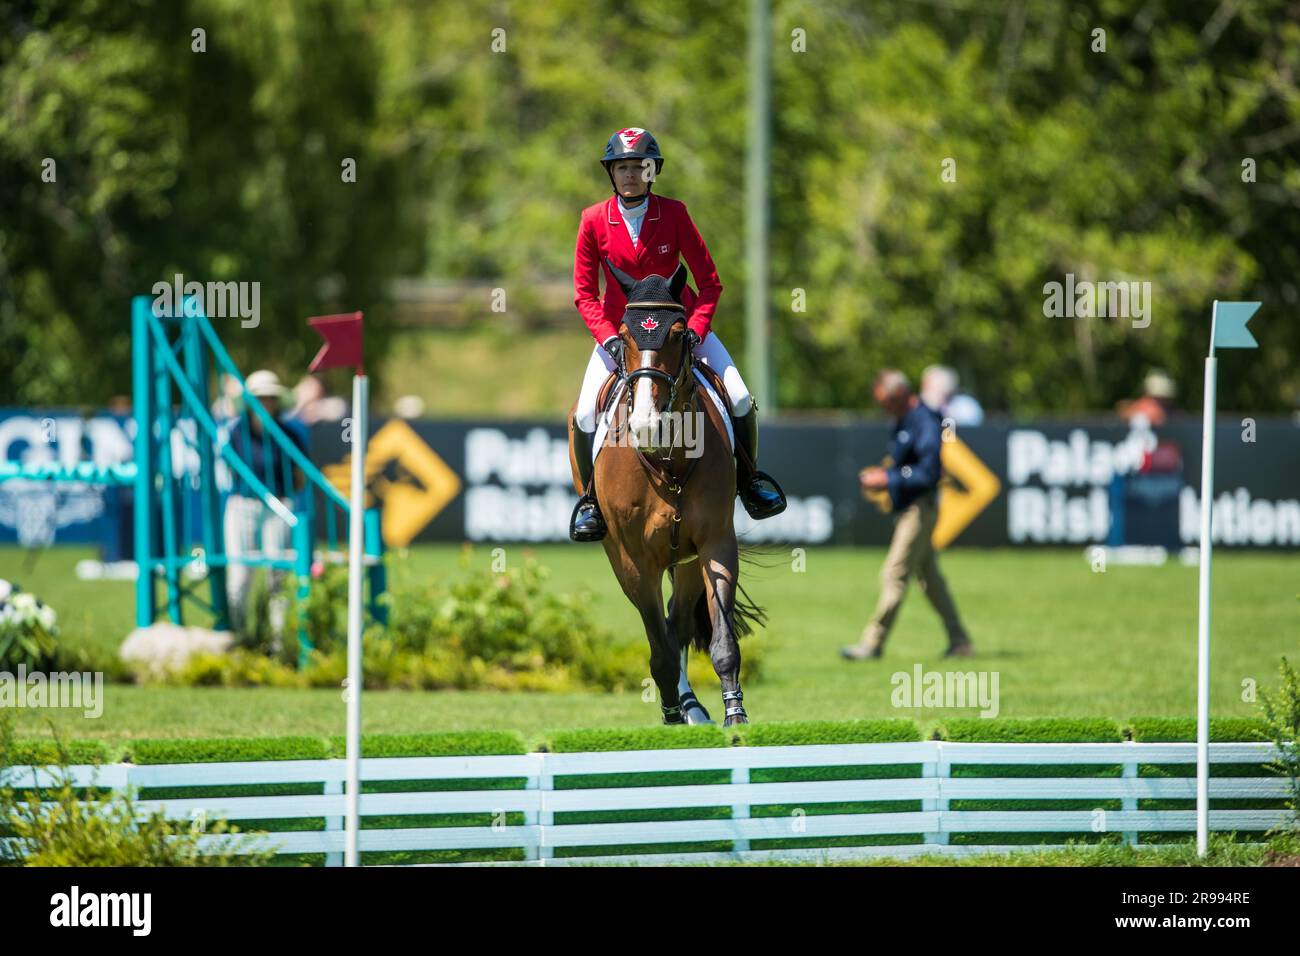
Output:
[{"xmin": 573, "ymin": 194, "xmax": 723, "ymax": 344}]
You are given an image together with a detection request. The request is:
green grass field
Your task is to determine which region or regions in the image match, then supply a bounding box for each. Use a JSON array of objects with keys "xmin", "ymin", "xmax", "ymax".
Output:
[{"xmin": 2, "ymin": 543, "xmax": 1296, "ymax": 745}]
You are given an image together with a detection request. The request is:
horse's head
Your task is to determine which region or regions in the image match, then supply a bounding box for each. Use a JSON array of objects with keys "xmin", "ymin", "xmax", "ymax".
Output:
[{"xmin": 606, "ymin": 259, "xmax": 692, "ymax": 452}]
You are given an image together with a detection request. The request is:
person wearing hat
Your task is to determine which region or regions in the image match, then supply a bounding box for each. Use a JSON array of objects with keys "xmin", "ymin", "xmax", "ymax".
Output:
[
  {"xmin": 1117, "ymin": 369, "xmax": 1177, "ymax": 427},
  {"xmin": 222, "ymin": 369, "xmax": 308, "ymax": 640},
  {"xmin": 569, "ymin": 127, "xmax": 787, "ymax": 541}
]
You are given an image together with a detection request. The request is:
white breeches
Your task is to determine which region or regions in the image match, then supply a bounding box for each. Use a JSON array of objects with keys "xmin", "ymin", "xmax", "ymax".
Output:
[{"xmin": 574, "ymin": 333, "xmax": 752, "ymax": 433}]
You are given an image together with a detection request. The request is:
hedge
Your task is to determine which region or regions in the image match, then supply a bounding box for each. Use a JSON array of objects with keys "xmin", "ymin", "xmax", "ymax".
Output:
[
  {"xmin": 1127, "ymin": 717, "xmax": 1272, "ymax": 742},
  {"xmin": 325, "ymin": 731, "xmax": 526, "ymax": 758},
  {"xmin": 733, "ymin": 719, "xmax": 920, "ymax": 747},
  {"xmin": 129, "ymin": 736, "xmax": 330, "ymax": 765},
  {"xmin": 3, "ymin": 717, "xmax": 1286, "ymax": 766},
  {"xmin": 937, "ymin": 717, "xmax": 1123, "ymax": 743},
  {"xmin": 544, "ymin": 725, "xmax": 727, "ymax": 753}
]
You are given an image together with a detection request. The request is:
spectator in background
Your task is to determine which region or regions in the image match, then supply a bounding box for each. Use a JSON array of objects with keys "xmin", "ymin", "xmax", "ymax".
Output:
[
  {"xmin": 843, "ymin": 369, "xmax": 973, "ymax": 660},
  {"xmin": 920, "ymin": 364, "xmax": 984, "ymax": 426},
  {"xmin": 290, "ymin": 374, "xmax": 348, "ymax": 425},
  {"xmin": 393, "ymin": 395, "xmax": 427, "ymax": 419},
  {"xmin": 1117, "ymin": 369, "xmax": 1177, "ymax": 428},
  {"xmin": 223, "ymin": 370, "xmax": 306, "ymax": 640}
]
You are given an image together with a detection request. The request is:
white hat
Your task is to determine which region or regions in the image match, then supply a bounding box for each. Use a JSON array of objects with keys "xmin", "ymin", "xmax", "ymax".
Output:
[
  {"xmin": 1143, "ymin": 370, "xmax": 1176, "ymax": 399},
  {"xmin": 245, "ymin": 370, "xmax": 285, "ymax": 400}
]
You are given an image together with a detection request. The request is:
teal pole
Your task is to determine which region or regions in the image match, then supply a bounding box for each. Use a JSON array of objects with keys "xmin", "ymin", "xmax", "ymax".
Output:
[
  {"xmin": 132, "ymin": 297, "xmax": 156, "ymax": 628},
  {"xmin": 365, "ymin": 507, "xmax": 387, "ymax": 627}
]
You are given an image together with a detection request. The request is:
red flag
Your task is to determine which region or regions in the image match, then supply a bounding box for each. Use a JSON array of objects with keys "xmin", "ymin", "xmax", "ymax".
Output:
[{"xmin": 308, "ymin": 311, "xmax": 364, "ymax": 375}]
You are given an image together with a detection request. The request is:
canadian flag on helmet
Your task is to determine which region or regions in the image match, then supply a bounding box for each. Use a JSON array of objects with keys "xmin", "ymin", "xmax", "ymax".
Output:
[{"xmin": 618, "ymin": 128, "xmax": 646, "ymax": 152}]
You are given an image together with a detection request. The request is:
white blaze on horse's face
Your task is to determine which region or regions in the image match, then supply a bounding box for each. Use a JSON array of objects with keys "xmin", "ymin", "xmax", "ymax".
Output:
[{"xmin": 630, "ymin": 348, "xmax": 662, "ymax": 450}]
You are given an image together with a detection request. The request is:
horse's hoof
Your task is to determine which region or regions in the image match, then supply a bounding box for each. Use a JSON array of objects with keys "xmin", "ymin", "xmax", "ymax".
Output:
[{"xmin": 723, "ymin": 712, "xmax": 749, "ymax": 727}]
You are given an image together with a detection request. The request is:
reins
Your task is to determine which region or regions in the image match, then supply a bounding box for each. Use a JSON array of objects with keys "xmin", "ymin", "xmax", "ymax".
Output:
[{"xmin": 616, "ymin": 328, "xmax": 701, "ymax": 560}]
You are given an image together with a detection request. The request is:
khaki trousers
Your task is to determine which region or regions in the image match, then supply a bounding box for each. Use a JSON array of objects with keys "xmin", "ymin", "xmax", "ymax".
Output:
[{"xmin": 860, "ymin": 491, "xmax": 969, "ymax": 650}]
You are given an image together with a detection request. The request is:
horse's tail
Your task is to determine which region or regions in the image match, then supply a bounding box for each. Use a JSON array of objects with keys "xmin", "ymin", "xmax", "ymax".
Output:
[{"xmin": 687, "ymin": 543, "xmax": 772, "ymax": 651}]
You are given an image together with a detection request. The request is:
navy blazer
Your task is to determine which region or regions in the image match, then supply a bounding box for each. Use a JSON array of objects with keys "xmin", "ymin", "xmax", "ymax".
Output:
[{"xmin": 885, "ymin": 402, "xmax": 943, "ymax": 511}]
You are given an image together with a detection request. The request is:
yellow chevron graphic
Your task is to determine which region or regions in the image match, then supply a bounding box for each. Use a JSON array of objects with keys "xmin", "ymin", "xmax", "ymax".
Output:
[{"xmin": 324, "ymin": 419, "xmax": 461, "ymax": 547}]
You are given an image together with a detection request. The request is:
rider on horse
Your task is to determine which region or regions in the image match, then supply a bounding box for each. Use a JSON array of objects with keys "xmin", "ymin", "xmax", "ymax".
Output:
[{"xmin": 569, "ymin": 127, "xmax": 787, "ymax": 541}]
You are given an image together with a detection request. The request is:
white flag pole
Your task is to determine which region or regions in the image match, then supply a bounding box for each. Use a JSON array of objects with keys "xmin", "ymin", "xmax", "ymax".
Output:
[
  {"xmin": 1195, "ymin": 302, "xmax": 1218, "ymax": 858},
  {"xmin": 344, "ymin": 372, "xmax": 368, "ymax": 867}
]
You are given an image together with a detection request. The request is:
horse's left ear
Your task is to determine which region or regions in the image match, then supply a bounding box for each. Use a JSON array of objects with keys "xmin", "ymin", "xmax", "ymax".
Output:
[
  {"xmin": 605, "ymin": 258, "xmax": 637, "ymax": 297},
  {"xmin": 669, "ymin": 262, "xmax": 688, "ymax": 302}
]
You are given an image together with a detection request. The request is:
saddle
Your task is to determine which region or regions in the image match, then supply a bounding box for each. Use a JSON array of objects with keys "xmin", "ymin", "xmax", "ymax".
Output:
[
  {"xmin": 593, "ymin": 357, "xmax": 749, "ymax": 471},
  {"xmin": 596, "ymin": 358, "xmax": 735, "ymax": 419}
]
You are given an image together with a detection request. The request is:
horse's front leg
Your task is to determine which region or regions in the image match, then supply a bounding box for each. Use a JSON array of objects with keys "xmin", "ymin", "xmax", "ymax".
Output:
[
  {"xmin": 611, "ymin": 547, "xmax": 681, "ymax": 724},
  {"xmin": 699, "ymin": 538, "xmax": 746, "ymax": 725}
]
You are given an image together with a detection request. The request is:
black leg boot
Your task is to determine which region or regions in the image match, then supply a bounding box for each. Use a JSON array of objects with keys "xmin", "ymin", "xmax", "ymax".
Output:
[
  {"xmin": 732, "ymin": 405, "xmax": 787, "ymax": 520},
  {"xmin": 569, "ymin": 421, "xmax": 608, "ymax": 542}
]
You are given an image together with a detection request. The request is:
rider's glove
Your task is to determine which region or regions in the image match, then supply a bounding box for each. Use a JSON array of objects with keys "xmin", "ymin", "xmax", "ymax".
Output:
[{"xmin": 602, "ymin": 336, "xmax": 625, "ymax": 366}]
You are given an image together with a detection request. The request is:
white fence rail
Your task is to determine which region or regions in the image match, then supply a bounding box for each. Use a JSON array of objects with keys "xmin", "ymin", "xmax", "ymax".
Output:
[{"xmin": 3, "ymin": 742, "xmax": 1290, "ymax": 866}]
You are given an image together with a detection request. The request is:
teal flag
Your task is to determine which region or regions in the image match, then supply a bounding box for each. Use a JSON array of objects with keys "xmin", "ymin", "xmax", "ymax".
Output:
[{"xmin": 1213, "ymin": 301, "xmax": 1261, "ymax": 349}]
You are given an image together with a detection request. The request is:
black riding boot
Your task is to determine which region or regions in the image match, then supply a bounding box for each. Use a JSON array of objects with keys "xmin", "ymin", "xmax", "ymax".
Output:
[
  {"xmin": 569, "ymin": 422, "xmax": 607, "ymax": 542},
  {"xmin": 733, "ymin": 405, "xmax": 787, "ymax": 520}
]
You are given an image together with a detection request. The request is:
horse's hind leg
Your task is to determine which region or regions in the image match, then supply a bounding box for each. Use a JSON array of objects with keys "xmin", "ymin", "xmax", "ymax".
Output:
[
  {"xmin": 699, "ymin": 538, "xmax": 747, "ymax": 725},
  {"xmin": 668, "ymin": 563, "xmax": 712, "ymax": 725}
]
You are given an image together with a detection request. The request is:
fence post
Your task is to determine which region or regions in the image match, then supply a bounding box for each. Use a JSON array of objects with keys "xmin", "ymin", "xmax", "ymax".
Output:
[
  {"xmin": 731, "ymin": 765, "xmax": 750, "ymax": 853},
  {"xmin": 926, "ymin": 740, "xmax": 948, "ymax": 846},
  {"xmin": 324, "ymin": 777, "xmax": 344, "ymax": 867},
  {"xmin": 1121, "ymin": 746, "xmax": 1138, "ymax": 847},
  {"xmin": 531, "ymin": 753, "xmax": 552, "ymax": 864}
]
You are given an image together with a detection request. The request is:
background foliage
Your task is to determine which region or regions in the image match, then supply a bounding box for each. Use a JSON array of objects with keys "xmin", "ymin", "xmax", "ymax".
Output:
[{"xmin": 3, "ymin": 0, "xmax": 1297, "ymax": 413}]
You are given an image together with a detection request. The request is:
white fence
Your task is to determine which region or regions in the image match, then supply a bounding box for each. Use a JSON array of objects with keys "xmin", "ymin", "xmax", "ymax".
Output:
[{"xmin": 4, "ymin": 741, "xmax": 1291, "ymax": 865}]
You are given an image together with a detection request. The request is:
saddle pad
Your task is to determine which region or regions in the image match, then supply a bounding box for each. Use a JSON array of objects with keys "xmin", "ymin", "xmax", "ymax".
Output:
[{"xmin": 592, "ymin": 369, "xmax": 734, "ymax": 465}]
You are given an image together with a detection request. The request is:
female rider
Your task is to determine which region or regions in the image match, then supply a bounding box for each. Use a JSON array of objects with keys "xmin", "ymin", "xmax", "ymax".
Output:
[{"xmin": 569, "ymin": 127, "xmax": 786, "ymax": 541}]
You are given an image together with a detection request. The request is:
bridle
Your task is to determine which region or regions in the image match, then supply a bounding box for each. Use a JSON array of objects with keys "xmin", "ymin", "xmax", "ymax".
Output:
[
  {"xmin": 613, "ymin": 309, "xmax": 701, "ymax": 560},
  {"xmin": 619, "ymin": 304, "xmax": 694, "ymax": 412}
]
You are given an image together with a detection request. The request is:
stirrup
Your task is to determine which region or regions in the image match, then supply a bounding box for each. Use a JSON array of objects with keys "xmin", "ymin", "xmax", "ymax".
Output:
[
  {"xmin": 740, "ymin": 472, "xmax": 787, "ymax": 520},
  {"xmin": 569, "ymin": 493, "xmax": 607, "ymax": 542}
]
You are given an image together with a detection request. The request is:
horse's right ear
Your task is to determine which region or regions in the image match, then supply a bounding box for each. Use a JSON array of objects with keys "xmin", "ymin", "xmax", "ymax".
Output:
[{"xmin": 604, "ymin": 258, "xmax": 637, "ymax": 297}]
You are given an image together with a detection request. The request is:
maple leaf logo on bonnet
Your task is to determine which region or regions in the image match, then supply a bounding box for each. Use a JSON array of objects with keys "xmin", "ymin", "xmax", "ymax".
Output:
[{"xmin": 639, "ymin": 316, "xmax": 660, "ymax": 331}]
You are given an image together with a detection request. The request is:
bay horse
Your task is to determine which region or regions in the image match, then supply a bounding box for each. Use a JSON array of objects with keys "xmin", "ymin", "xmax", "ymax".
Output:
[{"xmin": 567, "ymin": 262, "xmax": 764, "ymax": 726}]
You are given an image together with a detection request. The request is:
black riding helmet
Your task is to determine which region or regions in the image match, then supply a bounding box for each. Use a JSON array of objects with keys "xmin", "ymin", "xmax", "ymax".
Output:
[{"xmin": 601, "ymin": 128, "xmax": 664, "ymax": 196}]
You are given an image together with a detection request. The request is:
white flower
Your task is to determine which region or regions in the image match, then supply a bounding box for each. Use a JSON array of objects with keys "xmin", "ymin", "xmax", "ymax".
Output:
[
  {"xmin": 11, "ymin": 593, "xmax": 36, "ymax": 610},
  {"xmin": 37, "ymin": 606, "xmax": 56, "ymax": 630}
]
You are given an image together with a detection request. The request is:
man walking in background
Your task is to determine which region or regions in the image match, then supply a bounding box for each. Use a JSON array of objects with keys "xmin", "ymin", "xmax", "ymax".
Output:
[
  {"xmin": 223, "ymin": 370, "xmax": 307, "ymax": 641},
  {"xmin": 843, "ymin": 369, "xmax": 973, "ymax": 660}
]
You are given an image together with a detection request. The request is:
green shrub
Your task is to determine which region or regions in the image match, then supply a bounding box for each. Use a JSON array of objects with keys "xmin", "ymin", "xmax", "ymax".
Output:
[
  {"xmin": 1259, "ymin": 657, "xmax": 1300, "ymax": 831},
  {"xmin": 0, "ymin": 718, "xmax": 273, "ymax": 867},
  {"xmin": 0, "ymin": 586, "xmax": 60, "ymax": 672}
]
